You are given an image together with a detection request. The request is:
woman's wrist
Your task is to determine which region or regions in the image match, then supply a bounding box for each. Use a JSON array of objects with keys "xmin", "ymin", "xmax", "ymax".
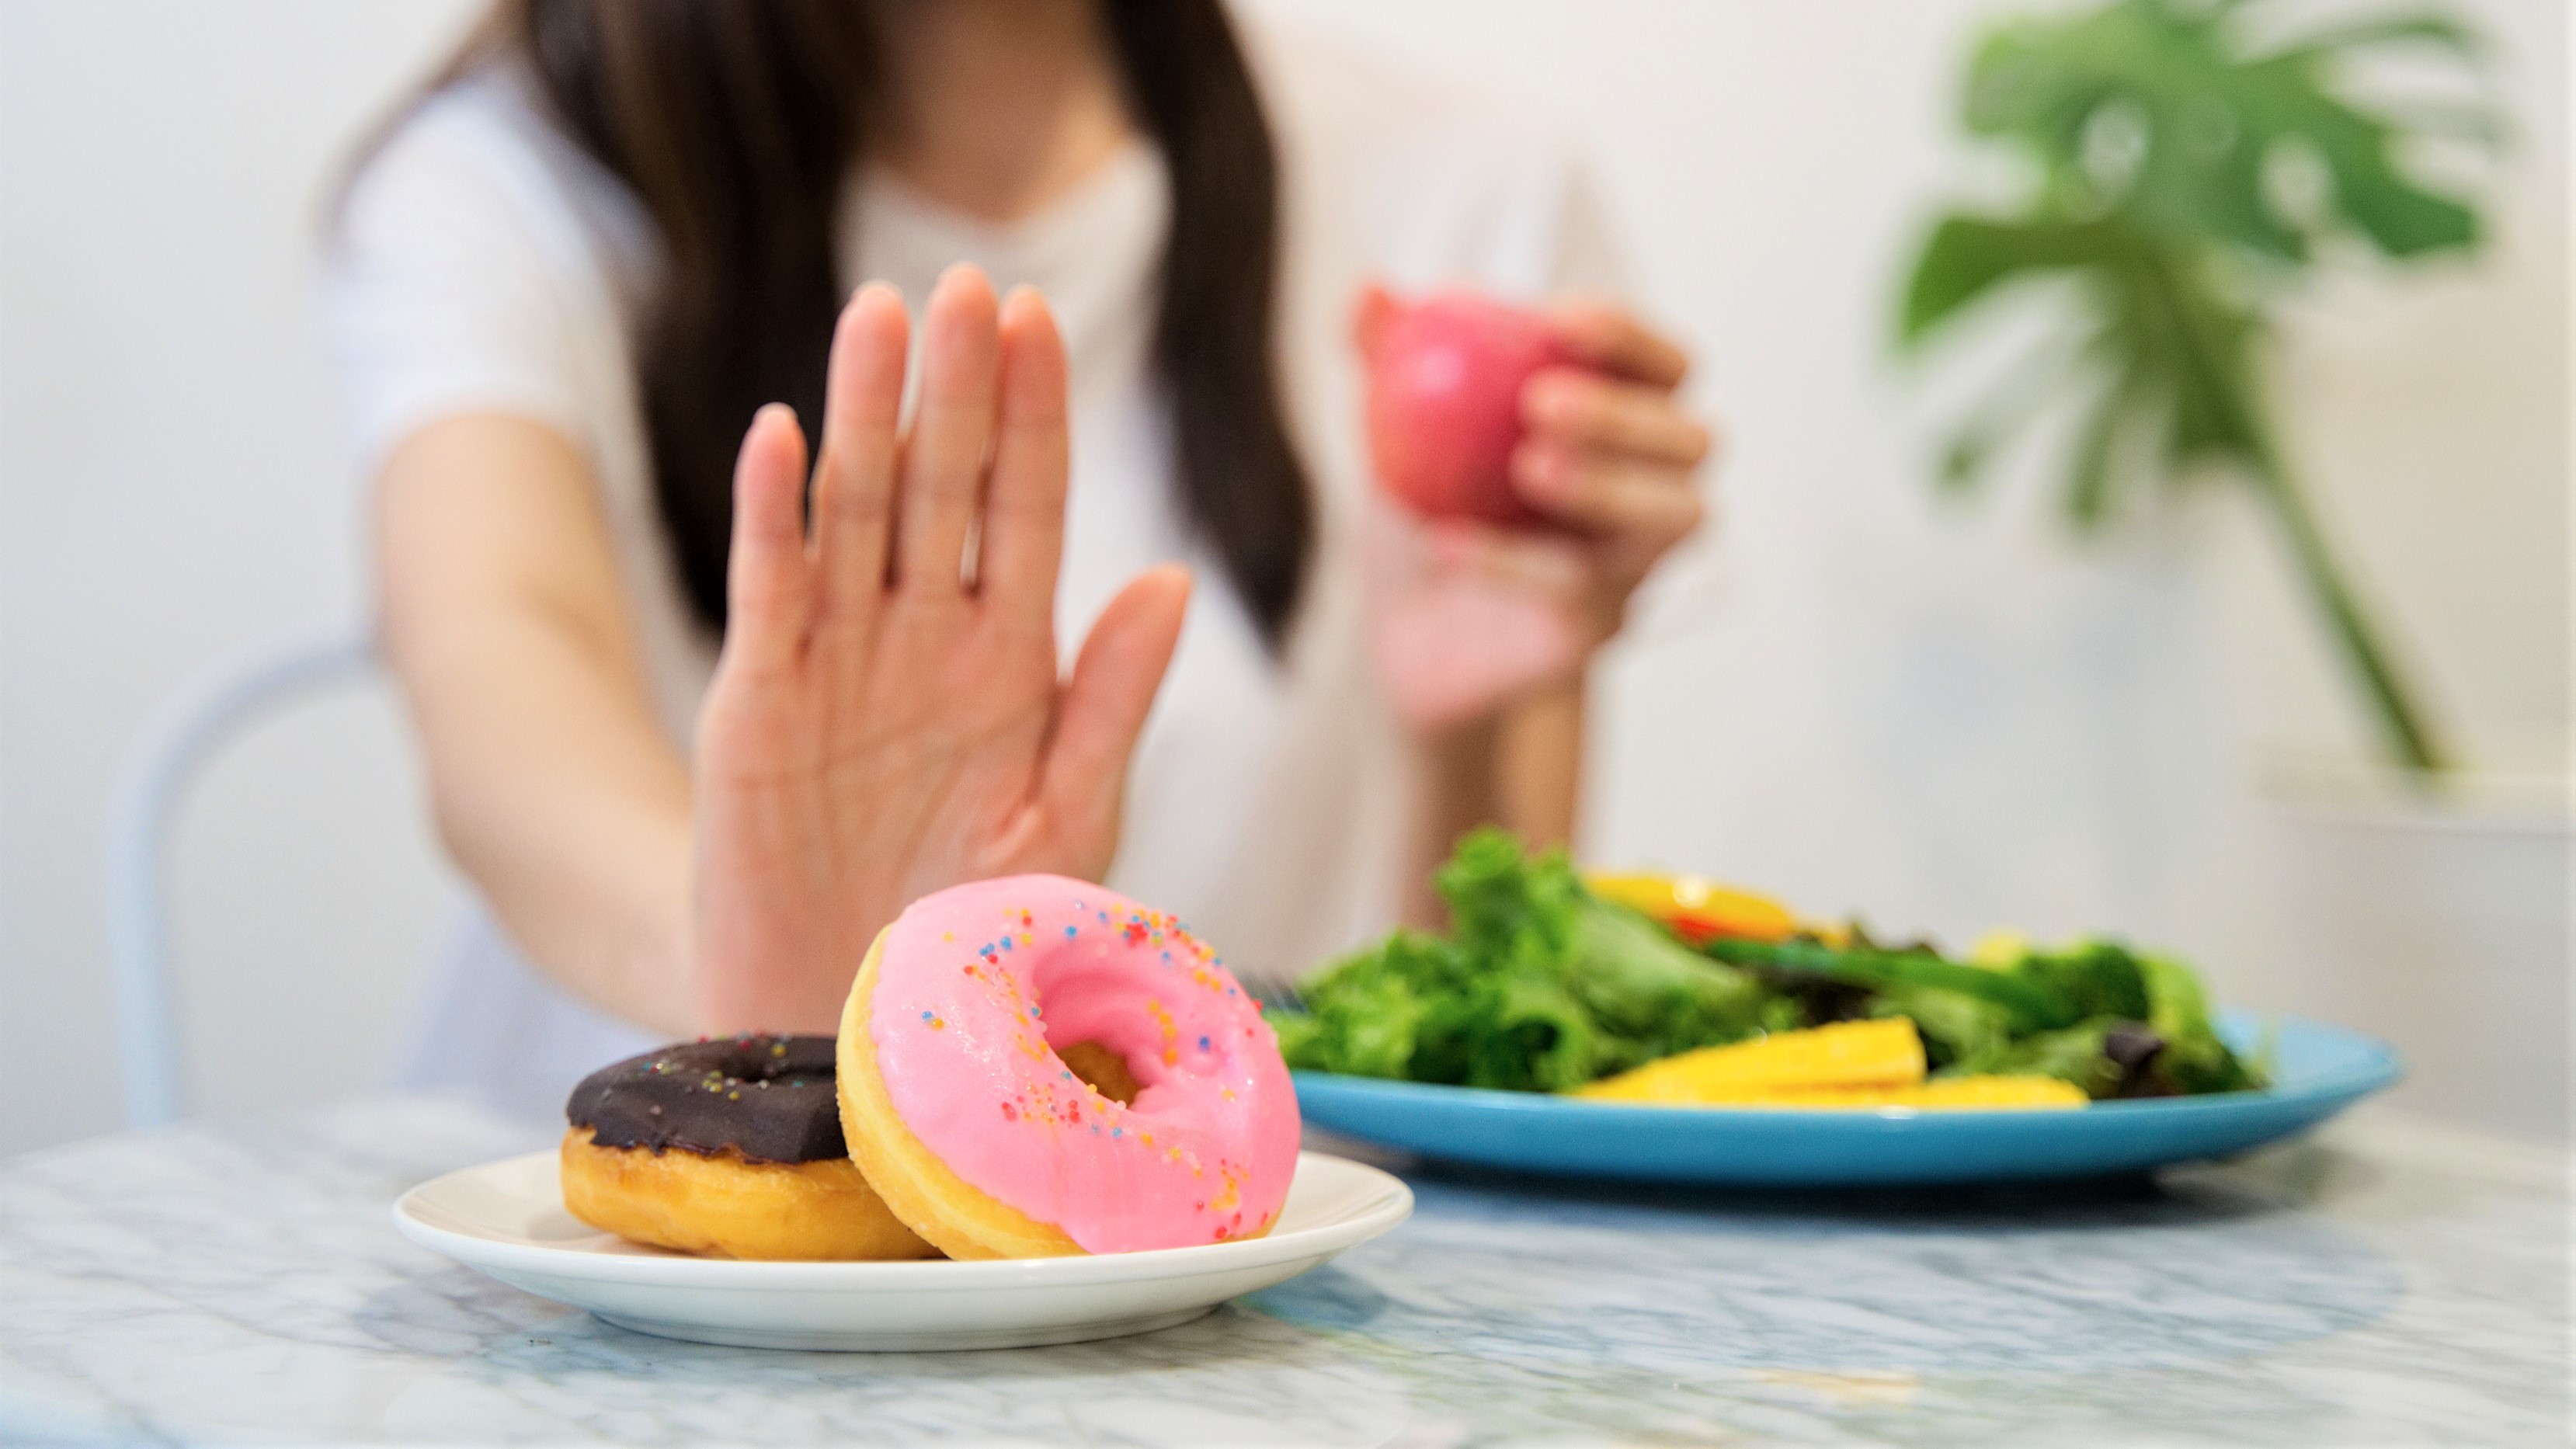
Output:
[
  {"xmin": 1398, "ymin": 711, "xmax": 1500, "ymax": 929},
  {"xmin": 1401, "ymin": 662, "xmax": 1590, "ymax": 836},
  {"xmin": 690, "ymin": 865, "xmax": 888, "ymax": 1037},
  {"xmin": 1495, "ymin": 674, "xmax": 1585, "ymax": 850},
  {"xmin": 1409, "ymin": 711, "xmax": 1504, "ymax": 815},
  {"xmin": 634, "ymin": 821, "xmax": 715, "ymax": 1040}
]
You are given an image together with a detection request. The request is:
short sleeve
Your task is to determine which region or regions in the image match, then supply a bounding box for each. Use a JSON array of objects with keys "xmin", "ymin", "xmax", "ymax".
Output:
[{"xmin": 322, "ymin": 87, "xmax": 614, "ymax": 478}]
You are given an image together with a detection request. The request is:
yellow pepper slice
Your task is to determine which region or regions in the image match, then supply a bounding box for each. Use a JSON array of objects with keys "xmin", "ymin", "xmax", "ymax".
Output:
[
  {"xmin": 1572, "ymin": 1019, "xmax": 1925, "ymax": 1102},
  {"xmin": 1585, "ymin": 870, "xmax": 1799, "ymax": 945}
]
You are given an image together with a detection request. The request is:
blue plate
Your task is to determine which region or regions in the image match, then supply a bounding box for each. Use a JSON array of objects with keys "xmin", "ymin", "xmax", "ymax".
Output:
[{"xmin": 1291, "ymin": 1012, "xmax": 2399, "ymax": 1186}]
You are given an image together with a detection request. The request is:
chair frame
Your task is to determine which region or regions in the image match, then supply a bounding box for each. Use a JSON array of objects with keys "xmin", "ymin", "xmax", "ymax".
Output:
[{"xmin": 105, "ymin": 634, "xmax": 377, "ymax": 1128}]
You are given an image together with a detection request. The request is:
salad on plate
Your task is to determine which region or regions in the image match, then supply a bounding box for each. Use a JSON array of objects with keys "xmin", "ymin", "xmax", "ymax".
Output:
[{"xmin": 1267, "ymin": 830, "xmax": 2266, "ymax": 1110}]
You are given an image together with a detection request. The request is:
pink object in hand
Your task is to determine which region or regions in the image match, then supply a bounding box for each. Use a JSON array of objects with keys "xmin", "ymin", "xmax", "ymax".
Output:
[{"xmin": 1361, "ymin": 290, "xmax": 1573, "ymax": 527}]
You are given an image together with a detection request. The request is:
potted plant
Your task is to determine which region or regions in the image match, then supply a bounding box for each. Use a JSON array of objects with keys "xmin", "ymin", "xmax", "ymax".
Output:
[{"xmin": 1896, "ymin": 0, "xmax": 2565, "ymax": 1138}]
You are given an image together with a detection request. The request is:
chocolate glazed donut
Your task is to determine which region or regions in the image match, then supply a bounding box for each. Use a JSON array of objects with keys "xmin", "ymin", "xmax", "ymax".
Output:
[
  {"xmin": 560, "ymin": 1035, "xmax": 937, "ymax": 1261},
  {"xmin": 569, "ymin": 1035, "xmax": 848, "ymax": 1162}
]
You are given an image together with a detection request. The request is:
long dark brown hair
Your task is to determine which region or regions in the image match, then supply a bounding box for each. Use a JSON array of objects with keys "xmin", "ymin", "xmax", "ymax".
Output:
[{"xmin": 380, "ymin": 0, "xmax": 1310, "ymax": 646}]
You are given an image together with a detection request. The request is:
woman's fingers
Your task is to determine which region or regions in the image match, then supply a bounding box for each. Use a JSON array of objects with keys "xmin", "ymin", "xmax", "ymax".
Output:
[
  {"xmin": 894, "ymin": 264, "xmax": 1002, "ymax": 599},
  {"xmin": 810, "ymin": 284, "xmax": 909, "ymax": 631},
  {"xmin": 1510, "ymin": 438, "xmax": 1706, "ymax": 551},
  {"xmin": 1521, "ymin": 370, "xmax": 1714, "ymax": 464},
  {"xmin": 1042, "ymin": 564, "xmax": 1191, "ymax": 829},
  {"xmin": 1545, "ymin": 301, "xmax": 1691, "ymax": 387},
  {"xmin": 978, "ymin": 287, "xmax": 1072, "ymax": 626},
  {"xmin": 721, "ymin": 404, "xmax": 814, "ymax": 673}
]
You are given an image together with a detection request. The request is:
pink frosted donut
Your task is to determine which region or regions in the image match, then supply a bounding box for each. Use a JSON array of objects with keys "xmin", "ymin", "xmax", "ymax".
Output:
[{"xmin": 835, "ymin": 874, "xmax": 1300, "ymax": 1258}]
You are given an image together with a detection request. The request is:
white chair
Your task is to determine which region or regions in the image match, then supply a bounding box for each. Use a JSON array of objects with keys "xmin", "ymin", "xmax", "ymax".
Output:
[{"xmin": 105, "ymin": 633, "xmax": 380, "ymax": 1128}]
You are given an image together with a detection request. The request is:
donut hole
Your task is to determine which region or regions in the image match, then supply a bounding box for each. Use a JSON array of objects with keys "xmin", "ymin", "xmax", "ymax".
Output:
[
  {"xmin": 1031, "ymin": 953, "xmax": 1173, "ymax": 1106},
  {"xmin": 1057, "ymin": 1041, "xmax": 1143, "ymax": 1106}
]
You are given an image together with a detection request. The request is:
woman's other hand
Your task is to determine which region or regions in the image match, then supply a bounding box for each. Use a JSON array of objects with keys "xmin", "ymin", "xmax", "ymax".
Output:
[
  {"xmin": 694, "ymin": 265, "xmax": 1190, "ymax": 1033},
  {"xmin": 1371, "ymin": 301, "xmax": 1714, "ymax": 732},
  {"xmin": 1511, "ymin": 303, "xmax": 1712, "ymax": 646}
]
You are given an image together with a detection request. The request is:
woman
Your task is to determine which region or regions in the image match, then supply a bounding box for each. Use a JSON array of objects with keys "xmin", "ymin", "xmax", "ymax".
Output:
[{"xmin": 329, "ymin": 0, "xmax": 1712, "ymax": 1110}]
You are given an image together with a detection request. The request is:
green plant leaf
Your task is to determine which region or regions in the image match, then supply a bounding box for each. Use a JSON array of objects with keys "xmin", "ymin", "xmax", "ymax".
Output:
[
  {"xmin": 1894, "ymin": 0, "xmax": 2481, "ymax": 773},
  {"xmin": 1898, "ymin": 214, "xmax": 2122, "ymax": 346},
  {"xmin": 2066, "ymin": 359, "xmax": 2144, "ymax": 528},
  {"xmin": 2285, "ymin": 96, "xmax": 2480, "ymax": 252},
  {"xmin": 1953, "ymin": 0, "xmax": 2487, "ymax": 261}
]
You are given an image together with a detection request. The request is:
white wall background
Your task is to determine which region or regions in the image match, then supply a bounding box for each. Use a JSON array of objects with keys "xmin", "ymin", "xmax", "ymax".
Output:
[{"xmin": 2, "ymin": 0, "xmax": 2564, "ymax": 1156}]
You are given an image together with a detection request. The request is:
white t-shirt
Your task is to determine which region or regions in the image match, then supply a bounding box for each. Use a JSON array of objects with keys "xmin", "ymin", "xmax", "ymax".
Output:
[{"xmin": 327, "ymin": 16, "xmax": 1624, "ymax": 1114}]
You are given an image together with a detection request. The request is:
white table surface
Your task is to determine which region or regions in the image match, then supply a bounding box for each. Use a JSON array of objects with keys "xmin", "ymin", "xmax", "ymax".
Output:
[{"xmin": 0, "ymin": 1096, "xmax": 2564, "ymax": 1447}]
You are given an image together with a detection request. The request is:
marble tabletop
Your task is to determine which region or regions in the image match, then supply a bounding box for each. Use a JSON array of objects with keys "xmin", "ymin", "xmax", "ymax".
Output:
[{"xmin": 0, "ymin": 1098, "xmax": 2564, "ymax": 1447}]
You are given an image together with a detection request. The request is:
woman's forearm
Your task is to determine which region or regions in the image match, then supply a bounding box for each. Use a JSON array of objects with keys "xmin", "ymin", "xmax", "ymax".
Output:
[
  {"xmin": 377, "ymin": 415, "xmax": 701, "ymax": 1037},
  {"xmin": 1398, "ymin": 675, "xmax": 1586, "ymax": 930},
  {"xmin": 1399, "ymin": 714, "xmax": 1500, "ymax": 930},
  {"xmin": 395, "ymin": 608, "xmax": 698, "ymax": 1037},
  {"xmin": 1495, "ymin": 677, "xmax": 1583, "ymax": 850}
]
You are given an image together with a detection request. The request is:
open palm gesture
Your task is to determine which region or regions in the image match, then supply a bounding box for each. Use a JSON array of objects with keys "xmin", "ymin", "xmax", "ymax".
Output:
[{"xmin": 692, "ymin": 266, "xmax": 1189, "ymax": 1032}]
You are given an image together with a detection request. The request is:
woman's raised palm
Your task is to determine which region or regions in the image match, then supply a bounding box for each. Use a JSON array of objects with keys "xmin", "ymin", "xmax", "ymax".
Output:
[{"xmin": 691, "ymin": 266, "xmax": 1188, "ymax": 1032}]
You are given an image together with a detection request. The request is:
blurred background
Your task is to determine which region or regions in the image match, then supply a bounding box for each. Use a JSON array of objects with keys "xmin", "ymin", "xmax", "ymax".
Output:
[{"xmin": 1, "ymin": 0, "xmax": 2564, "ymax": 1155}]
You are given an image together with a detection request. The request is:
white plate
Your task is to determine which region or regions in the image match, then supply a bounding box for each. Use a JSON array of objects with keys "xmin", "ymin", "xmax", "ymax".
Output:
[{"xmin": 393, "ymin": 1149, "xmax": 1412, "ymax": 1351}]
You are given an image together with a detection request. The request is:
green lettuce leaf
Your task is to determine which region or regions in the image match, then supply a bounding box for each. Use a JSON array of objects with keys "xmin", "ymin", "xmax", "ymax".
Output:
[{"xmin": 1275, "ymin": 829, "xmax": 1777, "ymax": 1093}]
